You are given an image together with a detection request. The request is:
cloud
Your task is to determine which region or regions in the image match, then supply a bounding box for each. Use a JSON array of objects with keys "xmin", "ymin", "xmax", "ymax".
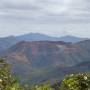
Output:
[
  {"xmin": 0, "ymin": 0, "xmax": 90, "ymax": 37},
  {"xmin": 0, "ymin": 0, "xmax": 41, "ymax": 12},
  {"xmin": 0, "ymin": 0, "xmax": 90, "ymax": 24},
  {"xmin": 0, "ymin": 0, "xmax": 90, "ymax": 18}
]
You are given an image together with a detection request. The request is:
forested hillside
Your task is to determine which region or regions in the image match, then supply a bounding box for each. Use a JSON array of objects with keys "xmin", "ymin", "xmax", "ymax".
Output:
[{"xmin": 0, "ymin": 58, "xmax": 90, "ymax": 90}]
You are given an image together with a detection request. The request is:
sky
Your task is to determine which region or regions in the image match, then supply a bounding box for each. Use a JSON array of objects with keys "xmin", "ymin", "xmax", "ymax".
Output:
[{"xmin": 0, "ymin": 0, "xmax": 90, "ymax": 37}]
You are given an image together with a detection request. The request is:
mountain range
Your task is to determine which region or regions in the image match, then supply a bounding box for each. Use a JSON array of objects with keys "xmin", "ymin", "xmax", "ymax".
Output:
[
  {"xmin": 0, "ymin": 40, "xmax": 90, "ymax": 83},
  {"xmin": 0, "ymin": 33, "xmax": 89, "ymax": 84},
  {"xmin": 0, "ymin": 33, "xmax": 87, "ymax": 52},
  {"xmin": 16, "ymin": 33, "xmax": 86, "ymax": 43}
]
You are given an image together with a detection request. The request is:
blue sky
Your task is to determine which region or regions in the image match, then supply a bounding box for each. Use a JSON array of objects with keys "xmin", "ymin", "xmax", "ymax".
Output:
[{"xmin": 0, "ymin": 0, "xmax": 90, "ymax": 37}]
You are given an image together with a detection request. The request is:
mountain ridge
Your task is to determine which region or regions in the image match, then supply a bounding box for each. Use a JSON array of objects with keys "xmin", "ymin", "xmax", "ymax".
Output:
[
  {"xmin": 0, "ymin": 33, "xmax": 87, "ymax": 52},
  {"xmin": 1, "ymin": 39, "xmax": 90, "ymax": 83}
]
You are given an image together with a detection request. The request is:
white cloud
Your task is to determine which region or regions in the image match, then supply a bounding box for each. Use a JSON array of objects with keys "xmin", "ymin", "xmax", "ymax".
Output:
[
  {"xmin": 0, "ymin": 0, "xmax": 90, "ymax": 37},
  {"xmin": 0, "ymin": 0, "xmax": 90, "ymax": 18}
]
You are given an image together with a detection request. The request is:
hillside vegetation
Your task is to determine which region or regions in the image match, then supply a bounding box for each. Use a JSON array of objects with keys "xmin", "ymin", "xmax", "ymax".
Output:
[{"xmin": 0, "ymin": 58, "xmax": 90, "ymax": 90}]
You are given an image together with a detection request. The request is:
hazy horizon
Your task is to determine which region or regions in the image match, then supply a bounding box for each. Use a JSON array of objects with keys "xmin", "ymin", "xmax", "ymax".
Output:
[
  {"xmin": 0, "ymin": 0, "xmax": 90, "ymax": 38},
  {"xmin": 0, "ymin": 32, "xmax": 89, "ymax": 39}
]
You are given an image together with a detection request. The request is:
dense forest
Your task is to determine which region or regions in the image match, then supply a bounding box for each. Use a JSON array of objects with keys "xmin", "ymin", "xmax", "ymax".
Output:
[{"xmin": 0, "ymin": 58, "xmax": 90, "ymax": 90}]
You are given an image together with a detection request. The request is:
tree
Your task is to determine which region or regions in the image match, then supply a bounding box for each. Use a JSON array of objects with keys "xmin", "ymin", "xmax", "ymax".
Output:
[
  {"xmin": 0, "ymin": 58, "xmax": 23, "ymax": 90},
  {"xmin": 31, "ymin": 83, "xmax": 54, "ymax": 90},
  {"xmin": 60, "ymin": 73, "xmax": 90, "ymax": 90}
]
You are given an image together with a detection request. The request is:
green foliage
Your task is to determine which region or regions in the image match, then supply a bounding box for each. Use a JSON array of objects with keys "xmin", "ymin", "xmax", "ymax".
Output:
[
  {"xmin": 31, "ymin": 83, "xmax": 54, "ymax": 90},
  {"xmin": 60, "ymin": 73, "xmax": 90, "ymax": 90},
  {"xmin": 0, "ymin": 58, "xmax": 23, "ymax": 90},
  {"xmin": 1, "ymin": 58, "xmax": 90, "ymax": 90}
]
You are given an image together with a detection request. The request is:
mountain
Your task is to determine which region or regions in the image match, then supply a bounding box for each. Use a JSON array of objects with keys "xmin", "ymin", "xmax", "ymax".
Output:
[
  {"xmin": 16, "ymin": 33, "xmax": 59, "ymax": 41},
  {"xmin": 59, "ymin": 35, "xmax": 87, "ymax": 43},
  {"xmin": 0, "ymin": 33, "xmax": 87, "ymax": 53},
  {"xmin": 0, "ymin": 36, "xmax": 18, "ymax": 53},
  {"xmin": 1, "ymin": 40, "xmax": 90, "ymax": 84},
  {"xmin": 16, "ymin": 33, "xmax": 87, "ymax": 43}
]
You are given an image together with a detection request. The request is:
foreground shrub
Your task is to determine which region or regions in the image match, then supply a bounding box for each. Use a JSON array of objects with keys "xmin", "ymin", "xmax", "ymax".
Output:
[
  {"xmin": 0, "ymin": 59, "xmax": 23, "ymax": 90},
  {"xmin": 31, "ymin": 83, "xmax": 54, "ymax": 90},
  {"xmin": 60, "ymin": 73, "xmax": 90, "ymax": 90}
]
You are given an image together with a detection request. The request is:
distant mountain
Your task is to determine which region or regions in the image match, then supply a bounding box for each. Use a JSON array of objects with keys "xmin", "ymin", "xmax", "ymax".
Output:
[
  {"xmin": 1, "ymin": 40, "xmax": 90, "ymax": 84},
  {"xmin": 0, "ymin": 33, "xmax": 86, "ymax": 53},
  {"xmin": 59, "ymin": 35, "xmax": 87, "ymax": 43},
  {"xmin": 16, "ymin": 33, "xmax": 87, "ymax": 43},
  {"xmin": 0, "ymin": 36, "xmax": 18, "ymax": 53},
  {"xmin": 16, "ymin": 33, "xmax": 59, "ymax": 41}
]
